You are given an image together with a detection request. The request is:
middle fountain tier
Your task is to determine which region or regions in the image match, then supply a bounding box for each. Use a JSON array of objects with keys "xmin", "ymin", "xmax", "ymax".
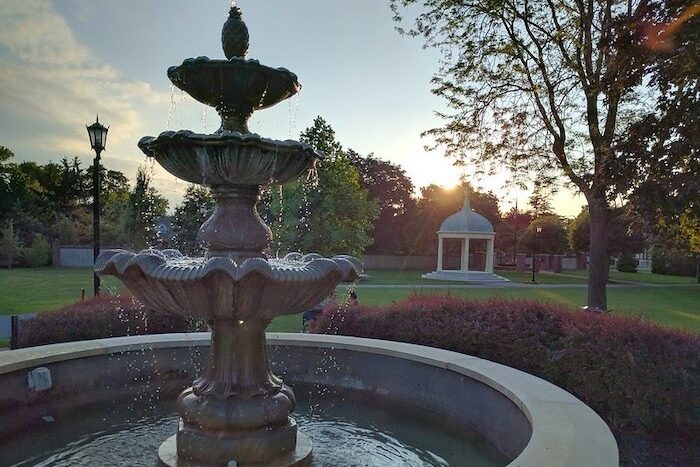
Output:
[{"xmin": 96, "ymin": 6, "xmax": 356, "ymax": 466}]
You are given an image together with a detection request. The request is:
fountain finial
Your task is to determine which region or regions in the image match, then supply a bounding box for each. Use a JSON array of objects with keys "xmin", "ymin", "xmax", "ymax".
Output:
[{"xmin": 222, "ymin": 6, "xmax": 249, "ymax": 59}]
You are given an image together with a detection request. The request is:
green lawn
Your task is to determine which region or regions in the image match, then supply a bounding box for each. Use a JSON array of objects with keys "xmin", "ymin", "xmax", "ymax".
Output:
[
  {"xmin": 364, "ymin": 268, "xmax": 692, "ymax": 285},
  {"xmin": 563, "ymin": 268, "xmax": 697, "ymax": 284},
  {"xmin": 344, "ymin": 285, "xmax": 700, "ymax": 332},
  {"xmin": 361, "ymin": 269, "xmax": 469, "ymax": 285},
  {"xmin": 0, "ymin": 268, "xmax": 125, "ymax": 315},
  {"xmin": 496, "ymin": 270, "xmax": 588, "ymax": 284},
  {"xmin": 1, "ymin": 267, "xmax": 698, "ymax": 333},
  {"xmin": 362, "ymin": 268, "xmax": 588, "ymax": 285}
]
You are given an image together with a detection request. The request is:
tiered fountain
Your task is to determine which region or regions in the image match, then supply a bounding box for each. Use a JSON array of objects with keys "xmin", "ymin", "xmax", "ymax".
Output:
[{"xmin": 95, "ymin": 6, "xmax": 355, "ymax": 466}]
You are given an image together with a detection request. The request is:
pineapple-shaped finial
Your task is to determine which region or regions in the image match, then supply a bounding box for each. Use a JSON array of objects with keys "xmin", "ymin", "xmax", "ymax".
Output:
[{"xmin": 222, "ymin": 6, "xmax": 249, "ymax": 59}]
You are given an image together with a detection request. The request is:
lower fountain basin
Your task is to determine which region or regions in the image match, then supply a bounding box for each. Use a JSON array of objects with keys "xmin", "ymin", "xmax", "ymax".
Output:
[
  {"xmin": 95, "ymin": 250, "xmax": 356, "ymax": 322},
  {"xmin": 0, "ymin": 334, "xmax": 619, "ymax": 466}
]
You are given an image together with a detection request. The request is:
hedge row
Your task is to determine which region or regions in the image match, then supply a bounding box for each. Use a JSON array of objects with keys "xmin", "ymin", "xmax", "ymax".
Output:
[
  {"xmin": 313, "ymin": 294, "xmax": 700, "ymax": 438},
  {"xmin": 652, "ymin": 248, "xmax": 698, "ymax": 277},
  {"xmin": 19, "ymin": 294, "xmax": 206, "ymax": 348}
]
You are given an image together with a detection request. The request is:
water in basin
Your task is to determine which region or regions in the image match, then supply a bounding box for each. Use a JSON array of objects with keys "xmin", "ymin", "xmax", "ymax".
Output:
[{"xmin": 4, "ymin": 386, "xmax": 506, "ymax": 466}]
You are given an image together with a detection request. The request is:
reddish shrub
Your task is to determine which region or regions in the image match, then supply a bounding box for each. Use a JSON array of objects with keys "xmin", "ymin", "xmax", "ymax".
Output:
[
  {"xmin": 19, "ymin": 294, "xmax": 206, "ymax": 348},
  {"xmin": 313, "ymin": 294, "xmax": 700, "ymax": 438}
]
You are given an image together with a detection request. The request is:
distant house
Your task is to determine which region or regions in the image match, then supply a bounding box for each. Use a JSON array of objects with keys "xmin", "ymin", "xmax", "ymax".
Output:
[{"xmin": 155, "ymin": 216, "xmax": 173, "ymax": 247}]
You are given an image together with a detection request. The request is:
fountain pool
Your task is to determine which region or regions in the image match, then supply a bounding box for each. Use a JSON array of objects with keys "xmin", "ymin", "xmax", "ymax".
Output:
[{"xmin": 0, "ymin": 334, "xmax": 618, "ymax": 466}]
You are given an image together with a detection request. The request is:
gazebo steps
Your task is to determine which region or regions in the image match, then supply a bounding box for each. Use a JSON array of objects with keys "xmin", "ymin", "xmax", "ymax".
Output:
[{"xmin": 421, "ymin": 271, "xmax": 510, "ymax": 284}]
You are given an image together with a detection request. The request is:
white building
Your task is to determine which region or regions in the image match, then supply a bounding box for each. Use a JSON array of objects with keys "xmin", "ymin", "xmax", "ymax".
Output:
[{"xmin": 422, "ymin": 194, "xmax": 509, "ymax": 283}]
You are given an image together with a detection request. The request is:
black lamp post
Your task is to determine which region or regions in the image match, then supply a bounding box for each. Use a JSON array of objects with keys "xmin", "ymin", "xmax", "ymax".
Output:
[
  {"xmin": 531, "ymin": 226, "xmax": 542, "ymax": 283},
  {"xmin": 86, "ymin": 116, "xmax": 108, "ymax": 296}
]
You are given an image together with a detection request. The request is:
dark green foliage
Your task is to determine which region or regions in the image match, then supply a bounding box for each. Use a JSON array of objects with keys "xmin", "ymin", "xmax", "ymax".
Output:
[
  {"xmin": 0, "ymin": 221, "xmax": 22, "ymax": 267},
  {"xmin": 496, "ymin": 206, "xmax": 532, "ymax": 254},
  {"xmin": 518, "ymin": 215, "xmax": 568, "ymax": 254},
  {"xmin": 0, "ymin": 146, "xmax": 166, "ymax": 253},
  {"xmin": 616, "ymin": 252, "xmax": 638, "ymax": 273},
  {"xmin": 528, "ymin": 180, "xmax": 554, "ymax": 218},
  {"xmin": 123, "ymin": 167, "xmax": 168, "ymax": 249},
  {"xmin": 652, "ymin": 249, "xmax": 697, "ymax": 276},
  {"xmin": 346, "ymin": 150, "xmax": 416, "ymax": 254},
  {"xmin": 267, "ymin": 117, "xmax": 378, "ymax": 256},
  {"xmin": 18, "ymin": 294, "xmax": 206, "ymax": 348},
  {"xmin": 568, "ymin": 207, "xmax": 645, "ymax": 255},
  {"xmin": 172, "ymin": 185, "xmax": 215, "ymax": 254},
  {"xmin": 20, "ymin": 234, "xmax": 51, "ymax": 268}
]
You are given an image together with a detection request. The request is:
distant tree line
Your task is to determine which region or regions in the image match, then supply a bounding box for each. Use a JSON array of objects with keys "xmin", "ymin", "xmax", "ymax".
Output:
[
  {"xmin": 2, "ymin": 108, "xmax": 695, "ymax": 277},
  {"xmin": 0, "ymin": 145, "xmax": 167, "ymax": 267}
]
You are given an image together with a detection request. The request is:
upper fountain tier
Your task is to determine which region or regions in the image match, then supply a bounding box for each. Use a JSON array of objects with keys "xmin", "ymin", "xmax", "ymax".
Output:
[{"xmin": 167, "ymin": 6, "xmax": 300, "ymax": 134}]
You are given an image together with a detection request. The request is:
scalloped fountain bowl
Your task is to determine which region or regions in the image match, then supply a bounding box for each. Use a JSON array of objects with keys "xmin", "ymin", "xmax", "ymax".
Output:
[
  {"xmin": 138, "ymin": 131, "xmax": 320, "ymax": 186},
  {"xmin": 168, "ymin": 57, "xmax": 300, "ymax": 112},
  {"xmin": 95, "ymin": 249, "xmax": 356, "ymax": 323}
]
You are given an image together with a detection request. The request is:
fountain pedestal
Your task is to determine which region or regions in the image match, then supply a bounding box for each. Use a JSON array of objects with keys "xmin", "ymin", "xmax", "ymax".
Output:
[
  {"xmin": 171, "ymin": 320, "xmax": 299, "ymax": 464},
  {"xmin": 95, "ymin": 5, "xmax": 363, "ymax": 466}
]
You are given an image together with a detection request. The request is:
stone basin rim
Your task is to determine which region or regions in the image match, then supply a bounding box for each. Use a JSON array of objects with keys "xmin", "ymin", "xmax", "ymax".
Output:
[{"xmin": 0, "ymin": 333, "xmax": 619, "ymax": 467}]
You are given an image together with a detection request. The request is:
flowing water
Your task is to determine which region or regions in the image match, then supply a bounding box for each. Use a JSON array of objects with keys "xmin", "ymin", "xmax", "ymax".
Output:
[{"xmin": 4, "ymin": 386, "xmax": 506, "ymax": 467}]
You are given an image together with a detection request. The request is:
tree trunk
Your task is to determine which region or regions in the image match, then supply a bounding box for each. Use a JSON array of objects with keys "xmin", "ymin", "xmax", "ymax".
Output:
[{"xmin": 588, "ymin": 201, "xmax": 609, "ymax": 310}]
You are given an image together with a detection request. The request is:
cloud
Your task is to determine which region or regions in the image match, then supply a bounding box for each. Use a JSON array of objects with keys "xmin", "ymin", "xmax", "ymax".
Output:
[{"xmin": 0, "ymin": 0, "xmax": 175, "ymax": 201}]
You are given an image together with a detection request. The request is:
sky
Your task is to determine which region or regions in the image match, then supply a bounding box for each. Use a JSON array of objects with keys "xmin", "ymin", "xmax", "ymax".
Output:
[{"xmin": 0, "ymin": 0, "xmax": 585, "ymax": 216}]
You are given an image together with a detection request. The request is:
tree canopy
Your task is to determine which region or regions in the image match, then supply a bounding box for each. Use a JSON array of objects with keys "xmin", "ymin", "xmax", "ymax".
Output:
[
  {"xmin": 389, "ymin": 0, "xmax": 697, "ymax": 309},
  {"xmin": 267, "ymin": 117, "xmax": 378, "ymax": 256},
  {"xmin": 346, "ymin": 150, "xmax": 416, "ymax": 254}
]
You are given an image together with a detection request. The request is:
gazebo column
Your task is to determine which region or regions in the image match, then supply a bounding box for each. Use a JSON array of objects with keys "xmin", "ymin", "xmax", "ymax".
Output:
[
  {"xmin": 461, "ymin": 236, "xmax": 470, "ymax": 272},
  {"xmin": 436, "ymin": 235, "xmax": 444, "ymax": 272},
  {"xmin": 485, "ymin": 237, "xmax": 494, "ymax": 273}
]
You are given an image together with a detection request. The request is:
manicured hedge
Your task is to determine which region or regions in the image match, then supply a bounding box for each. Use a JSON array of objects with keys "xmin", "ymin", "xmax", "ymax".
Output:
[
  {"xmin": 19, "ymin": 294, "xmax": 206, "ymax": 348},
  {"xmin": 313, "ymin": 294, "xmax": 700, "ymax": 438},
  {"xmin": 652, "ymin": 248, "xmax": 697, "ymax": 277},
  {"xmin": 616, "ymin": 251, "xmax": 638, "ymax": 273}
]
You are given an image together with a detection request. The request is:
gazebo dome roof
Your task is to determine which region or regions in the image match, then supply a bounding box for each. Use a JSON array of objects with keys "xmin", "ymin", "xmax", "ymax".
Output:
[{"xmin": 439, "ymin": 195, "xmax": 494, "ymax": 234}]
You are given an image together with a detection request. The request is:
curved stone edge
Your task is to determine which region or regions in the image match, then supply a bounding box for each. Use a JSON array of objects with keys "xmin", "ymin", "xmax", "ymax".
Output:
[
  {"xmin": 94, "ymin": 249, "xmax": 357, "ymax": 284},
  {"xmin": 0, "ymin": 333, "xmax": 619, "ymax": 467},
  {"xmin": 138, "ymin": 130, "xmax": 323, "ymax": 160}
]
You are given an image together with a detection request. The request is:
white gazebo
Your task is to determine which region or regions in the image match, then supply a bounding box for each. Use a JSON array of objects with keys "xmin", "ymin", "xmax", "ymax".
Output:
[{"xmin": 422, "ymin": 194, "xmax": 509, "ymax": 283}]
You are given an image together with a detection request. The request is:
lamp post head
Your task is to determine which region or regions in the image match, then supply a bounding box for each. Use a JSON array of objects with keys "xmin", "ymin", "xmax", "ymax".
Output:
[
  {"xmin": 86, "ymin": 115, "xmax": 109, "ymax": 152},
  {"xmin": 536, "ymin": 226, "xmax": 542, "ymax": 233}
]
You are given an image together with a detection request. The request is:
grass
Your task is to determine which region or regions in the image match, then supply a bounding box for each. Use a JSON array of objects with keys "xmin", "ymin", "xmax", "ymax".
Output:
[
  {"xmin": 362, "ymin": 268, "xmax": 588, "ymax": 284},
  {"xmin": 360, "ymin": 269, "xmax": 468, "ymax": 285},
  {"xmin": 342, "ymin": 285, "xmax": 700, "ymax": 332},
  {"xmin": 0, "ymin": 268, "xmax": 124, "ymax": 315},
  {"xmin": 496, "ymin": 270, "xmax": 588, "ymax": 284},
  {"xmin": 564, "ymin": 268, "xmax": 697, "ymax": 284},
  {"xmin": 1, "ymin": 267, "xmax": 698, "ymax": 333},
  {"xmin": 365, "ymin": 268, "xmax": 695, "ymax": 285}
]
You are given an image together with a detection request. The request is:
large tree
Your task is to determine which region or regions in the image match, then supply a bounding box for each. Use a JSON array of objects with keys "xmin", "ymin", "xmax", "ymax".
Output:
[
  {"xmin": 617, "ymin": 1, "xmax": 699, "ymax": 275},
  {"xmin": 519, "ymin": 215, "xmax": 568, "ymax": 254},
  {"xmin": 346, "ymin": 150, "xmax": 416, "ymax": 254},
  {"xmin": 390, "ymin": 0, "xmax": 673, "ymax": 309},
  {"xmin": 268, "ymin": 117, "xmax": 378, "ymax": 256},
  {"xmin": 172, "ymin": 185, "xmax": 215, "ymax": 254},
  {"xmin": 123, "ymin": 167, "xmax": 168, "ymax": 249}
]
